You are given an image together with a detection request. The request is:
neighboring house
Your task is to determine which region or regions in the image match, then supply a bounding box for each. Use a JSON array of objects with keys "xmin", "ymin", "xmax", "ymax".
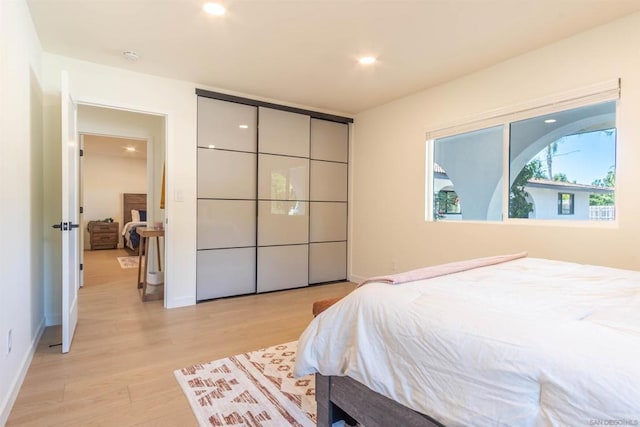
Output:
[
  {"xmin": 524, "ymin": 179, "xmax": 614, "ymax": 220},
  {"xmin": 434, "ymin": 169, "xmax": 614, "ymax": 221},
  {"xmin": 434, "ymin": 164, "xmax": 463, "ymax": 220}
]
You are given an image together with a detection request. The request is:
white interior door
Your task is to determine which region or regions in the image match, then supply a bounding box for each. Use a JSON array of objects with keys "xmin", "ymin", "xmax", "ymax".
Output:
[
  {"xmin": 79, "ymin": 134, "xmax": 84, "ymax": 288},
  {"xmin": 61, "ymin": 71, "xmax": 79, "ymax": 353}
]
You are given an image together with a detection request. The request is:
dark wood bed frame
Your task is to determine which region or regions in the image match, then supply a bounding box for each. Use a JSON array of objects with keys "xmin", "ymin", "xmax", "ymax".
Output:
[
  {"xmin": 122, "ymin": 193, "xmax": 147, "ymax": 254},
  {"xmin": 123, "ymin": 193, "xmax": 147, "ymax": 224},
  {"xmin": 316, "ymin": 374, "xmax": 444, "ymax": 427}
]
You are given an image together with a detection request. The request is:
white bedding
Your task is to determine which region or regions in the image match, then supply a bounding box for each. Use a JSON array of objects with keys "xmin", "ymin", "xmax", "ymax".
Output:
[
  {"xmin": 295, "ymin": 257, "xmax": 640, "ymax": 426},
  {"xmin": 121, "ymin": 221, "xmax": 146, "ymax": 250}
]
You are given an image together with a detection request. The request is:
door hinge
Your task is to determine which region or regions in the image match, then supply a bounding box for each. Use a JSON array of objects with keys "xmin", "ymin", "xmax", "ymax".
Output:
[
  {"xmin": 79, "ymin": 149, "xmax": 84, "ymax": 157},
  {"xmin": 80, "ymin": 263, "xmax": 83, "ymax": 271},
  {"xmin": 79, "ymin": 206, "xmax": 83, "ymax": 214}
]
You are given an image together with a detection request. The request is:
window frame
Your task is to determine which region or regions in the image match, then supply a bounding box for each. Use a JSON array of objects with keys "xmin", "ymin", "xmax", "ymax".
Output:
[
  {"xmin": 557, "ymin": 193, "xmax": 575, "ymax": 216},
  {"xmin": 425, "ymin": 79, "xmax": 620, "ymax": 226}
]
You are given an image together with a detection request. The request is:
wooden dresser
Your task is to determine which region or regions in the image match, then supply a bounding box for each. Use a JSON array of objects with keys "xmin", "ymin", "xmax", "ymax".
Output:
[{"xmin": 89, "ymin": 222, "xmax": 119, "ymax": 250}]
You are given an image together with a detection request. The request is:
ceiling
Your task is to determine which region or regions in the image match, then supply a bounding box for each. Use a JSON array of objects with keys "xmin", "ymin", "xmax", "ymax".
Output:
[
  {"xmin": 83, "ymin": 135, "xmax": 147, "ymax": 160},
  {"xmin": 27, "ymin": 0, "xmax": 640, "ymax": 115}
]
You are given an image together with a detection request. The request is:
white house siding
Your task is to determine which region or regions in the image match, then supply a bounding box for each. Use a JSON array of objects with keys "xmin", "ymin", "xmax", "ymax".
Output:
[{"xmin": 526, "ymin": 187, "xmax": 591, "ymax": 220}]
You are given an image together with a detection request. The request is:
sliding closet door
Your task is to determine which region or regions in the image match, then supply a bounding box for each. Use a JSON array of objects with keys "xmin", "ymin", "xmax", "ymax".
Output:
[
  {"xmin": 196, "ymin": 89, "xmax": 351, "ymax": 301},
  {"xmin": 309, "ymin": 119, "xmax": 348, "ymax": 283},
  {"xmin": 196, "ymin": 98, "xmax": 257, "ymax": 301},
  {"xmin": 257, "ymin": 107, "xmax": 310, "ymax": 292}
]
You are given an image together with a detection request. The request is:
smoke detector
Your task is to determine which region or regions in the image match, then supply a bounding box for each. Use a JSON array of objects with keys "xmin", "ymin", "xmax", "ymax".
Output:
[{"xmin": 122, "ymin": 50, "xmax": 139, "ymax": 61}]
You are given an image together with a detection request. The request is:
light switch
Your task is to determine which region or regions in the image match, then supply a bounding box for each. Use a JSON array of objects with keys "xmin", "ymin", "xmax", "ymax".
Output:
[{"xmin": 174, "ymin": 190, "xmax": 184, "ymax": 202}]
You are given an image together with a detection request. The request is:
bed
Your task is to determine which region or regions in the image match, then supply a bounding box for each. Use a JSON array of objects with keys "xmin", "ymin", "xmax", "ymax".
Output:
[
  {"xmin": 295, "ymin": 255, "xmax": 640, "ymax": 426},
  {"xmin": 122, "ymin": 193, "xmax": 147, "ymax": 254}
]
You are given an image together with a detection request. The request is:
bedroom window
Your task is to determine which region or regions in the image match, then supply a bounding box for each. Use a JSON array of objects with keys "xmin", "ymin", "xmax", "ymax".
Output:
[
  {"xmin": 427, "ymin": 80, "xmax": 619, "ymax": 223},
  {"xmin": 509, "ymin": 102, "xmax": 616, "ymax": 221}
]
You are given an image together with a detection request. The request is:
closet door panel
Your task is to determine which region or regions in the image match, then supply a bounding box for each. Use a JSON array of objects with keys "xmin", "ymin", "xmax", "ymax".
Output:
[
  {"xmin": 197, "ymin": 98, "xmax": 257, "ymax": 152},
  {"xmin": 258, "ymin": 154, "xmax": 309, "ymax": 201},
  {"xmin": 309, "ymin": 242, "xmax": 347, "ymax": 284},
  {"xmin": 257, "ymin": 245, "xmax": 308, "ymax": 292},
  {"xmin": 310, "ymin": 161, "xmax": 347, "ymax": 202},
  {"xmin": 197, "ymin": 248, "xmax": 256, "ymax": 300},
  {"xmin": 309, "ymin": 202, "xmax": 347, "ymax": 242},
  {"xmin": 258, "ymin": 107, "xmax": 310, "ymax": 157},
  {"xmin": 198, "ymin": 149, "xmax": 256, "ymax": 199},
  {"xmin": 197, "ymin": 200, "xmax": 256, "ymax": 249},
  {"xmin": 258, "ymin": 201, "xmax": 308, "ymax": 246},
  {"xmin": 310, "ymin": 119, "xmax": 348, "ymax": 163}
]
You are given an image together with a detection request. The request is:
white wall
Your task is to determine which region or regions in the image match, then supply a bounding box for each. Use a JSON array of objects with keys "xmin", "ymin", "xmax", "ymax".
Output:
[
  {"xmin": 0, "ymin": 0, "xmax": 45, "ymax": 424},
  {"xmin": 351, "ymin": 12, "xmax": 640, "ymax": 281},
  {"xmin": 527, "ymin": 187, "xmax": 590, "ymax": 221},
  {"xmin": 82, "ymin": 151, "xmax": 147, "ymax": 247}
]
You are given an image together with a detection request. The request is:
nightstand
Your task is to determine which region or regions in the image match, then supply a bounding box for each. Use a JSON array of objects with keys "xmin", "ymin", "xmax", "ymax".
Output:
[{"xmin": 89, "ymin": 222, "xmax": 119, "ymax": 250}]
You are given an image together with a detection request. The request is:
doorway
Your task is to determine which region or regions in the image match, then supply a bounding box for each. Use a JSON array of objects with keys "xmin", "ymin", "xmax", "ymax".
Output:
[
  {"xmin": 77, "ymin": 104, "xmax": 166, "ymax": 300},
  {"xmin": 81, "ymin": 134, "xmax": 148, "ymax": 289}
]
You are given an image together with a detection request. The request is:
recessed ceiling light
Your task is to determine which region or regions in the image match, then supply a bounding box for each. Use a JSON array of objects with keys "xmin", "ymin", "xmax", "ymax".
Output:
[
  {"xmin": 544, "ymin": 119, "xmax": 557, "ymax": 124},
  {"xmin": 122, "ymin": 51, "xmax": 139, "ymax": 61},
  {"xmin": 238, "ymin": 124, "xmax": 249, "ymax": 129},
  {"xmin": 358, "ymin": 56, "xmax": 377, "ymax": 65},
  {"xmin": 208, "ymin": 144, "xmax": 216, "ymax": 149},
  {"xmin": 125, "ymin": 146, "xmax": 136, "ymax": 152},
  {"xmin": 203, "ymin": 2, "xmax": 226, "ymax": 16}
]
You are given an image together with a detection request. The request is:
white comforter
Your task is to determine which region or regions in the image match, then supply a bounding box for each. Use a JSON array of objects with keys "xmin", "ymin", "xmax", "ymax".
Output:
[
  {"xmin": 295, "ymin": 258, "xmax": 640, "ymax": 426},
  {"xmin": 121, "ymin": 221, "xmax": 146, "ymax": 249}
]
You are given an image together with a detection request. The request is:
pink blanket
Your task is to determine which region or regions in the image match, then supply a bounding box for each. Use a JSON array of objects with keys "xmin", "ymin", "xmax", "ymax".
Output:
[{"xmin": 359, "ymin": 252, "xmax": 528, "ymax": 286}]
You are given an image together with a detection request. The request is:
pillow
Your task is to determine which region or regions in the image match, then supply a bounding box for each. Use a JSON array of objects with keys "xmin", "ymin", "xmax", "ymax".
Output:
[
  {"xmin": 131, "ymin": 209, "xmax": 140, "ymax": 223},
  {"xmin": 139, "ymin": 210, "xmax": 147, "ymax": 221}
]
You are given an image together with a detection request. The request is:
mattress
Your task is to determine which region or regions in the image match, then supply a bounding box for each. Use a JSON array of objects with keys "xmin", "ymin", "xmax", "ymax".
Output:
[{"xmin": 294, "ymin": 257, "xmax": 640, "ymax": 426}]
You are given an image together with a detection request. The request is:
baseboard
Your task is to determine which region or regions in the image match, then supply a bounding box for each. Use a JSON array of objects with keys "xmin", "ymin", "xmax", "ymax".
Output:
[
  {"xmin": 45, "ymin": 314, "xmax": 62, "ymax": 326},
  {"xmin": 349, "ymin": 274, "xmax": 365, "ymax": 284},
  {"xmin": 166, "ymin": 295, "xmax": 195, "ymax": 309},
  {"xmin": 0, "ymin": 318, "xmax": 45, "ymax": 426}
]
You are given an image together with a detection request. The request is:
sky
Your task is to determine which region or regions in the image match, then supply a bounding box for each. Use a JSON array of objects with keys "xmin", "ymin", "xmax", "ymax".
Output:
[{"xmin": 529, "ymin": 130, "xmax": 615, "ymax": 185}]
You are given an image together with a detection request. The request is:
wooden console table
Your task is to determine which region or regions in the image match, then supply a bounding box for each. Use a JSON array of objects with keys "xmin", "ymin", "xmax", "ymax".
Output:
[{"xmin": 136, "ymin": 227, "xmax": 164, "ymax": 302}]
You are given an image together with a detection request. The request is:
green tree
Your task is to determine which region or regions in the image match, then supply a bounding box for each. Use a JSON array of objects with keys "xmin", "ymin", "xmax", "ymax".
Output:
[
  {"xmin": 509, "ymin": 159, "xmax": 544, "ymax": 218},
  {"xmin": 553, "ymin": 173, "xmax": 569, "ymax": 182},
  {"xmin": 590, "ymin": 167, "xmax": 615, "ymax": 206},
  {"xmin": 529, "ymin": 159, "xmax": 546, "ymax": 179}
]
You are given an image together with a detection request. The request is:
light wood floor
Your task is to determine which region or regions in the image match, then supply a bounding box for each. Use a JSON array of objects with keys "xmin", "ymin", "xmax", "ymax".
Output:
[{"xmin": 7, "ymin": 248, "xmax": 356, "ymax": 426}]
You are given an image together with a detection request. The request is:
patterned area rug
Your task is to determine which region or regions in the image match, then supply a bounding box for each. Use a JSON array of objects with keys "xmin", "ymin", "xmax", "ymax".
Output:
[
  {"xmin": 117, "ymin": 256, "xmax": 140, "ymax": 269},
  {"xmin": 174, "ymin": 341, "xmax": 315, "ymax": 427}
]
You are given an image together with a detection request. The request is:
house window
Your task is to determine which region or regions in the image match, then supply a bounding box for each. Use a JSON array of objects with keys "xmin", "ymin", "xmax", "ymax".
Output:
[
  {"xmin": 427, "ymin": 81, "xmax": 618, "ymax": 223},
  {"xmin": 558, "ymin": 193, "xmax": 575, "ymax": 215},
  {"xmin": 436, "ymin": 190, "xmax": 461, "ymax": 216}
]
